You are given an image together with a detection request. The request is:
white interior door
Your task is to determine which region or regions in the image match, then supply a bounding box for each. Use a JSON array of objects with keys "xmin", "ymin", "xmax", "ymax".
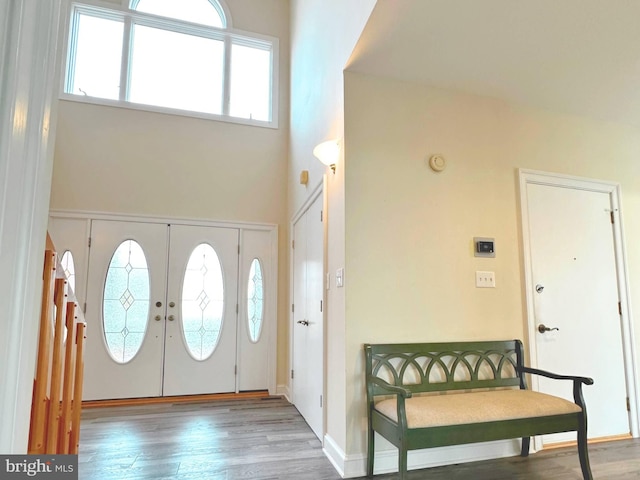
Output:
[
  {"xmin": 525, "ymin": 181, "xmax": 629, "ymax": 444},
  {"xmin": 292, "ymin": 194, "xmax": 324, "ymax": 439},
  {"xmin": 83, "ymin": 220, "xmax": 168, "ymax": 400},
  {"xmin": 162, "ymin": 224, "xmax": 239, "ymax": 396}
]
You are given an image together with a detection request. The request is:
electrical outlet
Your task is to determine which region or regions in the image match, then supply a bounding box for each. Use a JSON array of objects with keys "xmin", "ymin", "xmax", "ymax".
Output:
[{"xmin": 476, "ymin": 271, "xmax": 496, "ymax": 288}]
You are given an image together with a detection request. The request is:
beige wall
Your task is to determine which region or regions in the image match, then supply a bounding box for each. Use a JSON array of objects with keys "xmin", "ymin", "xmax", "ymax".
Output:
[
  {"xmin": 50, "ymin": 0, "xmax": 292, "ymax": 387},
  {"xmin": 343, "ymin": 71, "xmax": 640, "ymax": 455},
  {"xmin": 289, "ymin": 0, "xmax": 376, "ymax": 455}
]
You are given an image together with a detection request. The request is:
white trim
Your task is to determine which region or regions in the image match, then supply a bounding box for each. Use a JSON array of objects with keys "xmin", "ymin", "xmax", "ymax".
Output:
[
  {"xmin": 324, "ymin": 433, "xmax": 520, "ymax": 479},
  {"xmin": 49, "ymin": 209, "xmax": 277, "ymax": 230},
  {"xmin": 518, "ymin": 168, "xmax": 639, "ymax": 446},
  {"xmin": 0, "ymin": 0, "xmax": 62, "ymax": 453},
  {"xmin": 276, "ymin": 383, "xmax": 290, "ymax": 402}
]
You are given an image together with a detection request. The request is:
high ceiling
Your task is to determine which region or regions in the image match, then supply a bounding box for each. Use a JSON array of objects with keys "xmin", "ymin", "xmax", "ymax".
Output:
[{"xmin": 347, "ymin": 0, "xmax": 640, "ymax": 128}]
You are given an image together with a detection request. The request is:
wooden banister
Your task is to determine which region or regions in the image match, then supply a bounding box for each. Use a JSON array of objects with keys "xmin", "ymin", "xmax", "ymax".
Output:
[{"xmin": 28, "ymin": 234, "xmax": 87, "ymax": 455}]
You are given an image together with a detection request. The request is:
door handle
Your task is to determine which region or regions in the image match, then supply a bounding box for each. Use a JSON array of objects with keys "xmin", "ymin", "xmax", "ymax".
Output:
[
  {"xmin": 538, "ymin": 324, "xmax": 559, "ymax": 334},
  {"xmin": 168, "ymin": 315, "xmax": 175, "ymax": 322},
  {"xmin": 154, "ymin": 315, "xmax": 162, "ymax": 322},
  {"xmin": 297, "ymin": 320, "xmax": 309, "ymax": 326}
]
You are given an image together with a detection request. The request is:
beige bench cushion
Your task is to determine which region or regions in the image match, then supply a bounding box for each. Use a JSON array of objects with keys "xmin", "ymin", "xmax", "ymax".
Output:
[{"xmin": 374, "ymin": 389, "xmax": 581, "ymax": 429}]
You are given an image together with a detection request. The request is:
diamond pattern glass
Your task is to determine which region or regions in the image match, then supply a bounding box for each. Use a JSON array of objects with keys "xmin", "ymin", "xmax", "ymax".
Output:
[
  {"xmin": 103, "ymin": 240, "xmax": 150, "ymax": 363},
  {"xmin": 181, "ymin": 243, "xmax": 224, "ymax": 361},
  {"xmin": 247, "ymin": 258, "xmax": 264, "ymax": 343}
]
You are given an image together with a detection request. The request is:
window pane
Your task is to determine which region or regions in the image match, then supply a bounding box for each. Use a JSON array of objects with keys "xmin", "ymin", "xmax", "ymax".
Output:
[
  {"xmin": 68, "ymin": 14, "xmax": 123, "ymax": 100},
  {"xmin": 133, "ymin": 0, "xmax": 225, "ymax": 28},
  {"xmin": 230, "ymin": 44, "xmax": 271, "ymax": 121},
  {"xmin": 246, "ymin": 258, "xmax": 264, "ymax": 343},
  {"xmin": 102, "ymin": 240, "xmax": 150, "ymax": 364},
  {"xmin": 181, "ymin": 243, "xmax": 224, "ymax": 361},
  {"xmin": 129, "ymin": 25, "xmax": 224, "ymax": 114}
]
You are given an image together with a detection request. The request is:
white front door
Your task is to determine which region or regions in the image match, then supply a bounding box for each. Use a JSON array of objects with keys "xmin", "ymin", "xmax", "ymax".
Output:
[
  {"xmin": 292, "ymin": 194, "xmax": 324, "ymax": 439},
  {"xmin": 80, "ymin": 218, "xmax": 276, "ymax": 400},
  {"xmin": 523, "ymin": 178, "xmax": 630, "ymax": 445},
  {"xmin": 84, "ymin": 220, "xmax": 168, "ymax": 400},
  {"xmin": 162, "ymin": 224, "xmax": 239, "ymax": 396}
]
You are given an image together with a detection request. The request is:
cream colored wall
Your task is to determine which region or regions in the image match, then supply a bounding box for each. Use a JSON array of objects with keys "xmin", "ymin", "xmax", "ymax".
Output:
[
  {"xmin": 343, "ymin": 71, "xmax": 640, "ymax": 455},
  {"xmin": 289, "ymin": 0, "xmax": 375, "ymax": 455},
  {"xmin": 49, "ymin": 0, "xmax": 291, "ymax": 387}
]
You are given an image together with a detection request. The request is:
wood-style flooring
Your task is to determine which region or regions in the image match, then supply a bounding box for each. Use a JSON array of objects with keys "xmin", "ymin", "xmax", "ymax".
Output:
[{"xmin": 79, "ymin": 396, "xmax": 640, "ymax": 479}]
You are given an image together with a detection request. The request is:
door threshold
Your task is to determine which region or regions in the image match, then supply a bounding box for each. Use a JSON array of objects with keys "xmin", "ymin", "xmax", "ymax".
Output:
[
  {"xmin": 543, "ymin": 433, "xmax": 632, "ymax": 450},
  {"xmin": 82, "ymin": 390, "xmax": 271, "ymax": 408}
]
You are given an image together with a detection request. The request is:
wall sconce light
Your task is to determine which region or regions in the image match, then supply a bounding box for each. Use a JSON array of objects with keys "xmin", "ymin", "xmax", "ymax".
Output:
[{"xmin": 313, "ymin": 139, "xmax": 340, "ymax": 174}]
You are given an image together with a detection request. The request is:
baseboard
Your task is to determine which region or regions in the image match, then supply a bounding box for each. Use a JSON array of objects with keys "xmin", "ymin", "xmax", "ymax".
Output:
[
  {"xmin": 323, "ymin": 434, "xmax": 521, "ymax": 479},
  {"xmin": 276, "ymin": 383, "xmax": 291, "ymax": 402}
]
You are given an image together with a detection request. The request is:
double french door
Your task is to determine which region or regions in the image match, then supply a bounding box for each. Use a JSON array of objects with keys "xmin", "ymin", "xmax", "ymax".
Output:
[{"xmin": 52, "ymin": 218, "xmax": 275, "ymax": 401}]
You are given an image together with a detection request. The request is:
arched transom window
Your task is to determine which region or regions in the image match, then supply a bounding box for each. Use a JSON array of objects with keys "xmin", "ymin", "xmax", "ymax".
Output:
[{"xmin": 63, "ymin": 0, "xmax": 277, "ymax": 126}]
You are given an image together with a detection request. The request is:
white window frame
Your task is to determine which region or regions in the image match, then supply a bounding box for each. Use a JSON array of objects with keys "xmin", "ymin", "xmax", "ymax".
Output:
[{"xmin": 59, "ymin": 0, "xmax": 279, "ymax": 129}]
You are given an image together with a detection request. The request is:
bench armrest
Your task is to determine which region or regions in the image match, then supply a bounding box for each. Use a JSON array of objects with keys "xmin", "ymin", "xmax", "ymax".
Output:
[
  {"xmin": 518, "ymin": 366, "xmax": 593, "ymax": 385},
  {"xmin": 368, "ymin": 376, "xmax": 412, "ymax": 398},
  {"xmin": 517, "ymin": 365, "xmax": 593, "ymax": 409}
]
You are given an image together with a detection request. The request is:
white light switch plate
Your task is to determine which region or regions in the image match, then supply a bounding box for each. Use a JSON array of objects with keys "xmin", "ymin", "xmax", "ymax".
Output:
[
  {"xmin": 476, "ymin": 271, "xmax": 495, "ymax": 288},
  {"xmin": 336, "ymin": 268, "xmax": 344, "ymax": 288}
]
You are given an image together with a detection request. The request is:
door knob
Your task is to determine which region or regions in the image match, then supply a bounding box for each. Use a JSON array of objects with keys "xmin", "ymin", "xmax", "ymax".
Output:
[
  {"xmin": 297, "ymin": 320, "xmax": 309, "ymax": 326},
  {"xmin": 169, "ymin": 301, "xmax": 175, "ymax": 308},
  {"xmin": 154, "ymin": 315, "xmax": 162, "ymax": 321},
  {"xmin": 538, "ymin": 324, "xmax": 559, "ymax": 334},
  {"xmin": 168, "ymin": 315, "xmax": 175, "ymax": 322},
  {"xmin": 535, "ymin": 284, "xmax": 544, "ymax": 293}
]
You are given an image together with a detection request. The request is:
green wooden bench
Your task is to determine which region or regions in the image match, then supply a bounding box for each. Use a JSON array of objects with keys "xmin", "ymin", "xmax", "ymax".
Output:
[{"xmin": 364, "ymin": 340, "xmax": 594, "ymax": 479}]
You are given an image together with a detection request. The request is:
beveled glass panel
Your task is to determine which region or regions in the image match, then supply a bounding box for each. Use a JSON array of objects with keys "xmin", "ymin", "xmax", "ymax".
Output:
[
  {"xmin": 102, "ymin": 240, "xmax": 150, "ymax": 363},
  {"xmin": 181, "ymin": 243, "xmax": 224, "ymax": 361},
  {"xmin": 61, "ymin": 250, "xmax": 76, "ymax": 293},
  {"xmin": 246, "ymin": 258, "xmax": 264, "ymax": 343}
]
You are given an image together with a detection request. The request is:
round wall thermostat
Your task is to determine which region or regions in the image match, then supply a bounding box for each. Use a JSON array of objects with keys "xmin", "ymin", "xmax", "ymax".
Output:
[{"xmin": 428, "ymin": 154, "xmax": 446, "ymax": 172}]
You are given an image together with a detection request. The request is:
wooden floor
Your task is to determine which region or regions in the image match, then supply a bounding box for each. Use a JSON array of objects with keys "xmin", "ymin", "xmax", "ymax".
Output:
[{"xmin": 79, "ymin": 396, "xmax": 640, "ymax": 479}]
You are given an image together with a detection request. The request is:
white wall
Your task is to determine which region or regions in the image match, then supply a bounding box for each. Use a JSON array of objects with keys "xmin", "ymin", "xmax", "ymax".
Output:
[
  {"xmin": 289, "ymin": 0, "xmax": 376, "ymax": 465},
  {"xmin": 343, "ymin": 71, "xmax": 640, "ymax": 458},
  {"xmin": 49, "ymin": 0, "xmax": 291, "ymax": 386}
]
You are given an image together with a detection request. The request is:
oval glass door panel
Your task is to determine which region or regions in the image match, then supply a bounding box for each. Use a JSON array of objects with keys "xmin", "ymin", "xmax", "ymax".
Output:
[
  {"xmin": 102, "ymin": 240, "xmax": 150, "ymax": 363},
  {"xmin": 181, "ymin": 243, "xmax": 224, "ymax": 360},
  {"xmin": 247, "ymin": 258, "xmax": 264, "ymax": 342}
]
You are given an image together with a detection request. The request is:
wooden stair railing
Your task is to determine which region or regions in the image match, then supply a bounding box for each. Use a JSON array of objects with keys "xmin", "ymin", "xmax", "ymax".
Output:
[{"xmin": 28, "ymin": 234, "xmax": 87, "ymax": 454}]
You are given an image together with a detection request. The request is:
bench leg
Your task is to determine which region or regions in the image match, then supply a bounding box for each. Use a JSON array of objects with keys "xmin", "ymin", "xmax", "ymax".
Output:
[
  {"xmin": 577, "ymin": 417, "xmax": 593, "ymax": 480},
  {"xmin": 367, "ymin": 427, "xmax": 375, "ymax": 477},
  {"xmin": 398, "ymin": 445, "xmax": 408, "ymax": 480},
  {"xmin": 520, "ymin": 436, "xmax": 530, "ymax": 457}
]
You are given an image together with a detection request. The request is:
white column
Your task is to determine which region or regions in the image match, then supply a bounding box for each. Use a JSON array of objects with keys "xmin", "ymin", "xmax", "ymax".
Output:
[{"xmin": 0, "ymin": 0, "xmax": 62, "ymax": 453}]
